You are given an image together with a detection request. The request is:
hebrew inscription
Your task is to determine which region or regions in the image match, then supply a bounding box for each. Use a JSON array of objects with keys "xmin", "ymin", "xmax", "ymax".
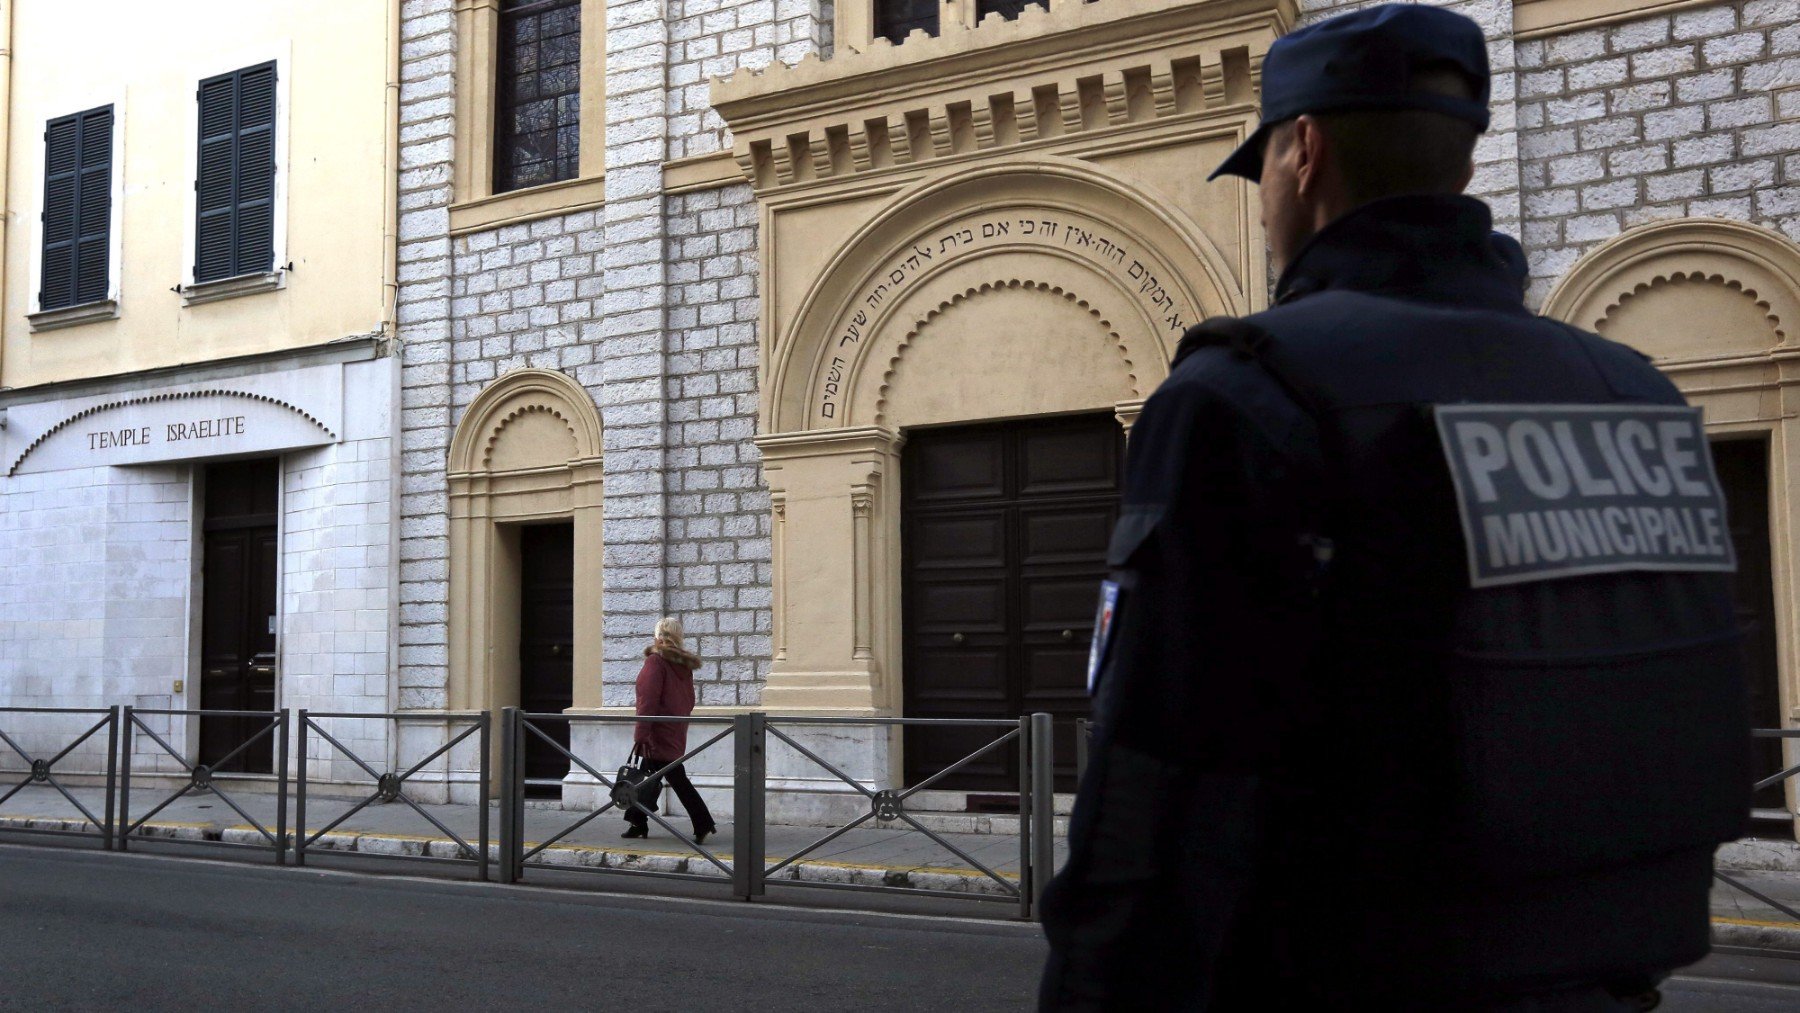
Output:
[{"xmin": 818, "ymin": 211, "xmax": 1195, "ymax": 420}]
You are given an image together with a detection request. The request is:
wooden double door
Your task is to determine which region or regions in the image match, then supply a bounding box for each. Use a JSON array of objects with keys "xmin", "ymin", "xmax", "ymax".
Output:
[
  {"xmin": 199, "ymin": 459, "xmax": 279, "ymax": 773},
  {"xmin": 1713, "ymin": 439, "xmax": 1784, "ymax": 815},
  {"xmin": 902, "ymin": 414, "xmax": 1123, "ymax": 792}
]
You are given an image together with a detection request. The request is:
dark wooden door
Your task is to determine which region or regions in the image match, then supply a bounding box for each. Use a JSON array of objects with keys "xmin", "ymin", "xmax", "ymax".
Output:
[
  {"xmin": 902, "ymin": 415, "xmax": 1122, "ymax": 792},
  {"xmin": 200, "ymin": 458, "xmax": 279, "ymax": 773},
  {"xmin": 1712, "ymin": 439, "xmax": 1784, "ymax": 814},
  {"xmin": 519, "ymin": 522, "xmax": 575, "ymax": 795}
]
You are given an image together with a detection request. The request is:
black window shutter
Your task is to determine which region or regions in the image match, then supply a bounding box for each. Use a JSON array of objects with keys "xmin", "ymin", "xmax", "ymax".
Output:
[
  {"xmin": 40, "ymin": 105, "xmax": 113, "ymax": 310},
  {"xmin": 194, "ymin": 62, "xmax": 277, "ymax": 284}
]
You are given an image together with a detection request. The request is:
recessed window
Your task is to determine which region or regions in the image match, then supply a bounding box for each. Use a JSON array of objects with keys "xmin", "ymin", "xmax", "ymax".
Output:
[
  {"xmin": 974, "ymin": 0, "xmax": 1046, "ymax": 21},
  {"xmin": 494, "ymin": 0, "xmax": 582, "ymax": 193},
  {"xmin": 875, "ymin": 0, "xmax": 938, "ymax": 43},
  {"xmin": 194, "ymin": 62, "xmax": 278, "ymax": 284},
  {"xmin": 40, "ymin": 105, "xmax": 114, "ymax": 311}
]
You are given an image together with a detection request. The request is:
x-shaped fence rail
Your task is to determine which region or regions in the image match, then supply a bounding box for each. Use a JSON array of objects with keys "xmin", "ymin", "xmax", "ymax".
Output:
[
  {"xmin": 0, "ymin": 706, "xmax": 119, "ymax": 848},
  {"xmin": 118, "ymin": 707, "xmax": 289, "ymax": 861},
  {"xmin": 295, "ymin": 711, "xmax": 490, "ymax": 877}
]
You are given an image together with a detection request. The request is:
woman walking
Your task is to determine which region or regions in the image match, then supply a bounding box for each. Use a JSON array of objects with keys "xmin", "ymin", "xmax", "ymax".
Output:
[{"xmin": 623, "ymin": 617, "xmax": 717, "ymax": 843}]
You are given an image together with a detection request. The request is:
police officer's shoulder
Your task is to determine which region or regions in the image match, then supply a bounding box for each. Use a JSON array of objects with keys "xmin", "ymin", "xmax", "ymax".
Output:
[
  {"xmin": 1158, "ymin": 315, "xmax": 1316, "ymax": 451},
  {"xmin": 1551, "ymin": 317, "xmax": 1687, "ymax": 405}
]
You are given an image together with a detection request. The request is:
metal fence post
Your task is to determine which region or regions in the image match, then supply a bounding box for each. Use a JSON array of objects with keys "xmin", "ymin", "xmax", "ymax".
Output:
[
  {"xmin": 1017, "ymin": 715, "xmax": 1033, "ymax": 920},
  {"xmin": 1075, "ymin": 718, "xmax": 1090, "ymax": 784},
  {"xmin": 478, "ymin": 712, "xmax": 491, "ymax": 882},
  {"xmin": 1030, "ymin": 712, "xmax": 1056, "ymax": 917},
  {"xmin": 732, "ymin": 712, "xmax": 766, "ymax": 900},
  {"xmin": 295, "ymin": 710, "xmax": 309, "ymax": 866},
  {"xmin": 117, "ymin": 705, "xmax": 133, "ymax": 853},
  {"xmin": 498, "ymin": 707, "xmax": 518, "ymax": 884},
  {"xmin": 275, "ymin": 710, "xmax": 290, "ymax": 865},
  {"xmin": 103, "ymin": 706, "xmax": 121, "ymax": 851}
]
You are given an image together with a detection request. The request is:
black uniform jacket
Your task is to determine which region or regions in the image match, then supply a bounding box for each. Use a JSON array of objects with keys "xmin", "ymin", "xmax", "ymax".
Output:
[{"xmin": 1039, "ymin": 195, "xmax": 1751, "ymax": 1010}]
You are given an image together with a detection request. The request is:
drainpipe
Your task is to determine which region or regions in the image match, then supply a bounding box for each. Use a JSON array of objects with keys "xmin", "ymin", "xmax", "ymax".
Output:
[
  {"xmin": 0, "ymin": 1, "xmax": 16, "ymax": 387},
  {"xmin": 382, "ymin": 0, "xmax": 400, "ymax": 341}
]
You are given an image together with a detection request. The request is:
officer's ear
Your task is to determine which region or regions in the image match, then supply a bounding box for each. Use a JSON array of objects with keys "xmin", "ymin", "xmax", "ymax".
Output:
[{"xmin": 1289, "ymin": 115, "xmax": 1333, "ymax": 201}]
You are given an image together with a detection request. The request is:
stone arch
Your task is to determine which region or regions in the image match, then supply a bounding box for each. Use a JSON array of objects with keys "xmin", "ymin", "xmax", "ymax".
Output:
[
  {"xmin": 449, "ymin": 368, "xmax": 603, "ymax": 473},
  {"xmin": 446, "ymin": 368, "xmax": 604, "ymax": 728},
  {"xmin": 754, "ymin": 159, "xmax": 1242, "ymax": 715},
  {"xmin": 870, "ymin": 278, "xmax": 1140, "ymax": 428},
  {"xmin": 767, "ymin": 157, "xmax": 1246, "ymax": 434},
  {"xmin": 1543, "ymin": 218, "xmax": 1800, "ymax": 365}
]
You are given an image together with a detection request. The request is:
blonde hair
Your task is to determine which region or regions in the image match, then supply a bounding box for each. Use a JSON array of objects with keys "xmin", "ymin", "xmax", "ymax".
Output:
[{"xmin": 654, "ymin": 616, "xmax": 685, "ymax": 649}]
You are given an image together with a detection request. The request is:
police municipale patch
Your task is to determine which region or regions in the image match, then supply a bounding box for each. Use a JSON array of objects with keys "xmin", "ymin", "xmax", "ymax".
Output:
[{"xmin": 1434, "ymin": 404, "xmax": 1736, "ymax": 588}]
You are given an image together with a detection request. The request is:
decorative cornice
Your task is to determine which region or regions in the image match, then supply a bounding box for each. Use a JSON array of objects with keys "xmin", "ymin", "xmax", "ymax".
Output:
[{"xmin": 711, "ymin": 0, "xmax": 1291, "ymax": 192}]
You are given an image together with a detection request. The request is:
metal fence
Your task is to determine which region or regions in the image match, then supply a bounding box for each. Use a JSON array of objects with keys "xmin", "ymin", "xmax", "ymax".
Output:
[
  {"xmin": 496, "ymin": 709, "xmax": 742, "ymax": 888},
  {"xmin": 1715, "ymin": 727, "xmax": 1800, "ymax": 921},
  {"xmin": 752, "ymin": 714, "xmax": 1056, "ymax": 916},
  {"xmin": 119, "ymin": 707, "xmax": 290, "ymax": 862},
  {"xmin": 295, "ymin": 710, "xmax": 490, "ymax": 878},
  {"xmin": 0, "ymin": 706, "xmax": 120, "ymax": 849}
]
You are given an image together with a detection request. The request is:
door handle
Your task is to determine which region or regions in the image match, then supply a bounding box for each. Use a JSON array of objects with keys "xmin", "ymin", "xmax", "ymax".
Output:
[
  {"xmin": 551, "ymin": 644, "xmax": 563, "ymax": 656},
  {"xmin": 1061, "ymin": 629, "xmax": 1075, "ymax": 641},
  {"xmin": 951, "ymin": 632, "xmax": 966, "ymax": 645}
]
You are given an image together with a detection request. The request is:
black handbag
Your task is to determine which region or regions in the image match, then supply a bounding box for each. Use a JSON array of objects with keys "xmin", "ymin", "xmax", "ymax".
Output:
[{"xmin": 612, "ymin": 746, "xmax": 656, "ymax": 812}]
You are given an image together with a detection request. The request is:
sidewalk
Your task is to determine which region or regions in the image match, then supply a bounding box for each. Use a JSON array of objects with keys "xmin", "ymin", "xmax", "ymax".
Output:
[
  {"xmin": 0, "ymin": 783, "xmax": 1060, "ymax": 899},
  {"xmin": 8, "ymin": 780, "xmax": 1798, "ymax": 946}
]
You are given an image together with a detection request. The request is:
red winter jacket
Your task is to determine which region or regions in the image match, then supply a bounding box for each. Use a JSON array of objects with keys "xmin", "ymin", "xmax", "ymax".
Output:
[{"xmin": 634, "ymin": 643, "xmax": 700, "ymax": 760}]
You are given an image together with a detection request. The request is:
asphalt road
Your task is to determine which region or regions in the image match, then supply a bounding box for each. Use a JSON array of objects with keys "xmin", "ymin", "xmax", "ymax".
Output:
[
  {"xmin": 3, "ymin": 843, "xmax": 1800, "ymax": 1011},
  {"xmin": 0, "ymin": 845, "xmax": 1047, "ymax": 1011}
]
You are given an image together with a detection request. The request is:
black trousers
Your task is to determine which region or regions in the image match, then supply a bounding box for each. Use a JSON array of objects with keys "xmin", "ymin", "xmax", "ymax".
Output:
[{"xmin": 625, "ymin": 757, "xmax": 715, "ymax": 832}]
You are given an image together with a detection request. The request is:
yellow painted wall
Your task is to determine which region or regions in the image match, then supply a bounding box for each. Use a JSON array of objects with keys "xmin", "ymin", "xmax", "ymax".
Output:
[{"xmin": 0, "ymin": 0, "xmax": 392, "ymax": 389}]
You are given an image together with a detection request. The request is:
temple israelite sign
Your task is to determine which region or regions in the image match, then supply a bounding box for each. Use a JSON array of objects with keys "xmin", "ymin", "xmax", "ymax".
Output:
[{"xmin": 4, "ymin": 364, "xmax": 344, "ymax": 476}]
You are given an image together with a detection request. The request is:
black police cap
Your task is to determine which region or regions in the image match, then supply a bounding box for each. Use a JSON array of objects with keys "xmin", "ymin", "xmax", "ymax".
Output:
[{"xmin": 1210, "ymin": 3, "xmax": 1492, "ymax": 183}]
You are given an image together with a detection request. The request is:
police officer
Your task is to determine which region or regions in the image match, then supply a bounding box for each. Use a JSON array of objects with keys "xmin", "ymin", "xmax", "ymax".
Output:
[{"xmin": 1039, "ymin": 5, "xmax": 1751, "ymax": 1010}]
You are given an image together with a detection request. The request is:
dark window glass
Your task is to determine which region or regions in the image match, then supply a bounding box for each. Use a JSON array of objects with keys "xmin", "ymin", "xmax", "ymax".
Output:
[
  {"xmin": 194, "ymin": 62, "xmax": 278, "ymax": 284},
  {"xmin": 495, "ymin": 0, "xmax": 582, "ymax": 193},
  {"xmin": 974, "ymin": 0, "xmax": 1047, "ymax": 22},
  {"xmin": 875, "ymin": 0, "xmax": 938, "ymax": 44},
  {"xmin": 41, "ymin": 105, "xmax": 113, "ymax": 310}
]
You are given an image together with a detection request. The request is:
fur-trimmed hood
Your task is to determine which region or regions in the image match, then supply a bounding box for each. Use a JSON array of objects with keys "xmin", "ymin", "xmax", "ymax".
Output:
[{"xmin": 645, "ymin": 642, "xmax": 702, "ymax": 670}]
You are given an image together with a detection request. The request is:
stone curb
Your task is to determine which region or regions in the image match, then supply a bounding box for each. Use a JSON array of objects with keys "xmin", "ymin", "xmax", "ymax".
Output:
[
  {"xmin": 0, "ymin": 816, "xmax": 1018, "ymax": 898},
  {"xmin": 1712, "ymin": 918, "xmax": 1800, "ymax": 951}
]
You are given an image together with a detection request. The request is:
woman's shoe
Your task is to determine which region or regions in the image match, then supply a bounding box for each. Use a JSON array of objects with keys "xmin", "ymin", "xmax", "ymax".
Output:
[
  {"xmin": 622, "ymin": 825, "xmax": 649, "ymax": 839},
  {"xmin": 693, "ymin": 825, "xmax": 716, "ymax": 845}
]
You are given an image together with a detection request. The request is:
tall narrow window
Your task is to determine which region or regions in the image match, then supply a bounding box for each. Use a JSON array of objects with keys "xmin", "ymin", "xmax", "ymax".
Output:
[
  {"xmin": 494, "ymin": 0, "xmax": 582, "ymax": 193},
  {"xmin": 40, "ymin": 105, "xmax": 114, "ymax": 310},
  {"xmin": 875, "ymin": 0, "xmax": 939, "ymax": 43},
  {"xmin": 195, "ymin": 62, "xmax": 277, "ymax": 285}
]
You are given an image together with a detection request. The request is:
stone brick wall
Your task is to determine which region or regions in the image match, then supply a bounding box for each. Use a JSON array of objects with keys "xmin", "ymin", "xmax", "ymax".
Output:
[
  {"xmin": 396, "ymin": 0, "xmax": 458, "ymax": 711},
  {"xmin": 667, "ymin": 0, "xmax": 834, "ymax": 160},
  {"xmin": 0, "ymin": 464, "xmax": 184, "ymax": 772},
  {"xmin": 664, "ymin": 183, "xmax": 772, "ymax": 702},
  {"xmin": 1516, "ymin": 0, "xmax": 1800, "ymax": 305}
]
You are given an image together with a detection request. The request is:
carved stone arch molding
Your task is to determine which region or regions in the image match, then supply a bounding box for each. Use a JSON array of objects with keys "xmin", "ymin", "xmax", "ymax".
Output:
[
  {"xmin": 767, "ymin": 157, "xmax": 1246, "ymax": 434},
  {"xmin": 753, "ymin": 159, "xmax": 1243, "ymax": 717},
  {"xmin": 446, "ymin": 369, "xmax": 604, "ymax": 725},
  {"xmin": 1543, "ymin": 218, "xmax": 1800, "ymax": 371}
]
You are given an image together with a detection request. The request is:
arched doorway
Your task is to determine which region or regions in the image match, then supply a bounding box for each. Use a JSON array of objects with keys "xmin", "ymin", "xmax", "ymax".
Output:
[
  {"xmin": 755, "ymin": 160, "xmax": 1243, "ymax": 788},
  {"xmin": 446, "ymin": 369, "xmax": 604, "ymax": 789},
  {"xmin": 1545, "ymin": 219, "xmax": 1800, "ymax": 825}
]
